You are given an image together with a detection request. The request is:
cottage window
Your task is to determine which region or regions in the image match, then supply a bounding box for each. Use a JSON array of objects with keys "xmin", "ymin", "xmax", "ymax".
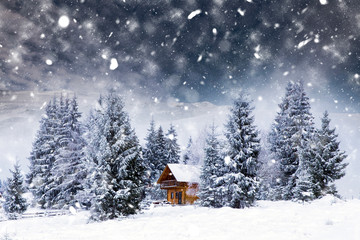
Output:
[
  {"xmin": 171, "ymin": 192, "xmax": 174, "ymax": 199},
  {"xmin": 175, "ymin": 192, "xmax": 178, "ymax": 198}
]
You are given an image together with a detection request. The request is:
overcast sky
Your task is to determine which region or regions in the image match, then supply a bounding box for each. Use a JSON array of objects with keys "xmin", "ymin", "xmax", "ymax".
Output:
[{"xmin": 0, "ymin": 0, "xmax": 359, "ymax": 108}]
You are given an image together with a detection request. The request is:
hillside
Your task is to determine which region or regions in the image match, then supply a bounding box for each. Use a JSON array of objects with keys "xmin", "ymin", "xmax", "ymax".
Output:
[{"xmin": 1, "ymin": 196, "xmax": 359, "ymax": 240}]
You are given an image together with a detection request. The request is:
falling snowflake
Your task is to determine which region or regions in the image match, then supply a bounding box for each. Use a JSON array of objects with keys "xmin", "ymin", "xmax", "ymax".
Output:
[
  {"xmin": 254, "ymin": 53, "xmax": 261, "ymax": 59},
  {"xmin": 58, "ymin": 15, "xmax": 70, "ymax": 28},
  {"xmin": 237, "ymin": 8, "xmax": 246, "ymax": 17},
  {"xmin": 212, "ymin": 28, "xmax": 218, "ymax": 35},
  {"xmin": 45, "ymin": 59, "xmax": 53, "ymax": 65},
  {"xmin": 109, "ymin": 58, "xmax": 118, "ymax": 70},
  {"xmin": 297, "ymin": 38, "xmax": 313, "ymax": 49},
  {"xmin": 187, "ymin": 9, "xmax": 202, "ymax": 20}
]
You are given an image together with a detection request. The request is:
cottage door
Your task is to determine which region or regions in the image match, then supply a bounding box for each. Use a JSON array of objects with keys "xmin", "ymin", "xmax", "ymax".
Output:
[{"xmin": 178, "ymin": 191, "xmax": 182, "ymax": 204}]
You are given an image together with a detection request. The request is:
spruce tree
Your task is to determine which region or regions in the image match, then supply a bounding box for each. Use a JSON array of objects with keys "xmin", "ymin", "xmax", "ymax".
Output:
[
  {"xmin": 312, "ymin": 111, "xmax": 348, "ymax": 197},
  {"xmin": 145, "ymin": 126, "xmax": 168, "ymax": 201},
  {"xmin": 143, "ymin": 119, "xmax": 157, "ymax": 184},
  {"xmin": 165, "ymin": 124, "xmax": 181, "ymax": 164},
  {"xmin": 3, "ymin": 163, "xmax": 28, "ymax": 219},
  {"xmin": 257, "ymin": 133, "xmax": 282, "ymax": 201},
  {"xmin": 81, "ymin": 98, "xmax": 107, "ymax": 209},
  {"xmin": 292, "ymin": 145, "xmax": 317, "ymax": 201},
  {"xmin": 47, "ymin": 96, "xmax": 88, "ymax": 208},
  {"xmin": 153, "ymin": 126, "xmax": 168, "ymax": 175},
  {"xmin": 223, "ymin": 95, "xmax": 260, "ymax": 208},
  {"xmin": 89, "ymin": 93, "xmax": 146, "ymax": 221},
  {"xmin": 199, "ymin": 124, "xmax": 226, "ymax": 208},
  {"xmin": 27, "ymin": 99, "xmax": 59, "ymax": 208},
  {"xmin": 268, "ymin": 81, "xmax": 315, "ymax": 200}
]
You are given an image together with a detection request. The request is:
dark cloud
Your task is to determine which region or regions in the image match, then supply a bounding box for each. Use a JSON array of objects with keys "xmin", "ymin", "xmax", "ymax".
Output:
[{"xmin": 0, "ymin": 0, "xmax": 359, "ymax": 108}]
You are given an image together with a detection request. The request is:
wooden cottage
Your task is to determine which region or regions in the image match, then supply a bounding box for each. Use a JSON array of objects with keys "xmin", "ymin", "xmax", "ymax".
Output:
[{"xmin": 157, "ymin": 164, "xmax": 200, "ymax": 205}]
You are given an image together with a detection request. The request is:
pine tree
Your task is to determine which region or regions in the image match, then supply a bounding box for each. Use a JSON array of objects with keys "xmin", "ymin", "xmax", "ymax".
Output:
[
  {"xmin": 81, "ymin": 98, "xmax": 107, "ymax": 209},
  {"xmin": 143, "ymin": 119, "xmax": 157, "ymax": 184},
  {"xmin": 183, "ymin": 137, "xmax": 193, "ymax": 164},
  {"xmin": 145, "ymin": 125, "xmax": 168, "ymax": 201},
  {"xmin": 312, "ymin": 111, "xmax": 348, "ymax": 197},
  {"xmin": 3, "ymin": 163, "xmax": 28, "ymax": 219},
  {"xmin": 292, "ymin": 144, "xmax": 317, "ymax": 201},
  {"xmin": 257, "ymin": 132, "xmax": 282, "ymax": 200},
  {"xmin": 268, "ymin": 81, "xmax": 315, "ymax": 200},
  {"xmin": 223, "ymin": 95, "xmax": 260, "ymax": 208},
  {"xmin": 165, "ymin": 124, "xmax": 181, "ymax": 164},
  {"xmin": 47, "ymin": 96, "xmax": 88, "ymax": 208},
  {"xmin": 27, "ymin": 99, "xmax": 59, "ymax": 208},
  {"xmin": 89, "ymin": 93, "xmax": 146, "ymax": 221},
  {"xmin": 153, "ymin": 126, "xmax": 168, "ymax": 175},
  {"xmin": 27, "ymin": 95, "xmax": 88, "ymax": 209},
  {"xmin": 199, "ymin": 124, "xmax": 226, "ymax": 208}
]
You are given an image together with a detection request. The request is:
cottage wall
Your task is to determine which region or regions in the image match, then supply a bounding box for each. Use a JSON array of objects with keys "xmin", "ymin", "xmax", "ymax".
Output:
[{"xmin": 157, "ymin": 164, "xmax": 200, "ymax": 205}]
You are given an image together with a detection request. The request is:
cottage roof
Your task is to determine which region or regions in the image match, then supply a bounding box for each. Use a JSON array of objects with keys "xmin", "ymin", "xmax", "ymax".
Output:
[
  {"xmin": 157, "ymin": 164, "xmax": 201, "ymax": 184},
  {"xmin": 167, "ymin": 164, "xmax": 201, "ymax": 183}
]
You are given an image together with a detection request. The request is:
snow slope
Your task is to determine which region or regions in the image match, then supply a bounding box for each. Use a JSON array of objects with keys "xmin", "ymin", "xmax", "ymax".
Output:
[{"xmin": 1, "ymin": 196, "xmax": 359, "ymax": 240}]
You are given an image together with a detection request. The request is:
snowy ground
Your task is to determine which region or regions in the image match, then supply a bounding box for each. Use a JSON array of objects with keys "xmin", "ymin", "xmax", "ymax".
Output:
[{"xmin": 1, "ymin": 196, "xmax": 359, "ymax": 240}]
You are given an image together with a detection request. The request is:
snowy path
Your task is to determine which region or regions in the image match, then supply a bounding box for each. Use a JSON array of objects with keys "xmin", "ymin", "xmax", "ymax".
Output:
[{"xmin": 1, "ymin": 196, "xmax": 359, "ymax": 240}]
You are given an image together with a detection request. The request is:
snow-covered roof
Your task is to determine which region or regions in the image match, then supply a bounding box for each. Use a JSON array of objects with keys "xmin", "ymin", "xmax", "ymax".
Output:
[{"xmin": 167, "ymin": 164, "xmax": 201, "ymax": 183}]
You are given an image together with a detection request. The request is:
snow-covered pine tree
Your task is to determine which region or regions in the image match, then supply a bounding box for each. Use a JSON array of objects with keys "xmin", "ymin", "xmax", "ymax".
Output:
[
  {"xmin": 144, "ymin": 125, "xmax": 169, "ymax": 201},
  {"xmin": 142, "ymin": 119, "xmax": 168, "ymax": 202},
  {"xmin": 27, "ymin": 98, "xmax": 59, "ymax": 208},
  {"xmin": 223, "ymin": 95, "xmax": 260, "ymax": 208},
  {"xmin": 47, "ymin": 96, "xmax": 88, "ymax": 208},
  {"xmin": 292, "ymin": 164, "xmax": 315, "ymax": 202},
  {"xmin": 89, "ymin": 93, "xmax": 146, "ymax": 221},
  {"xmin": 199, "ymin": 124, "xmax": 226, "ymax": 208},
  {"xmin": 165, "ymin": 124, "xmax": 181, "ymax": 164},
  {"xmin": 183, "ymin": 137, "xmax": 193, "ymax": 164},
  {"xmin": 291, "ymin": 141, "xmax": 318, "ymax": 202},
  {"xmin": 257, "ymin": 131, "xmax": 282, "ymax": 200},
  {"xmin": 82, "ymin": 99, "xmax": 107, "ymax": 210},
  {"xmin": 154, "ymin": 126, "xmax": 168, "ymax": 175},
  {"xmin": 312, "ymin": 111, "xmax": 348, "ymax": 197},
  {"xmin": 143, "ymin": 119, "xmax": 157, "ymax": 185},
  {"xmin": 268, "ymin": 81, "xmax": 315, "ymax": 200},
  {"xmin": 3, "ymin": 163, "xmax": 28, "ymax": 219},
  {"xmin": 67, "ymin": 96, "xmax": 89, "ymax": 203},
  {"xmin": 44, "ymin": 95, "xmax": 67, "ymax": 208}
]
